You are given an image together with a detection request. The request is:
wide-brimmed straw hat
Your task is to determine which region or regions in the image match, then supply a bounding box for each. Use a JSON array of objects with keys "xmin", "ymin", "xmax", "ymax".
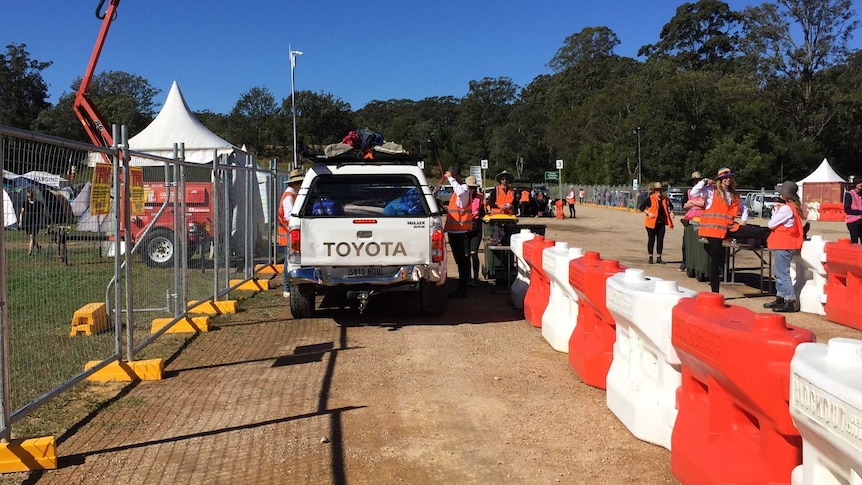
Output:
[
  {"xmin": 651, "ymin": 182, "xmax": 665, "ymax": 191},
  {"xmin": 689, "ymin": 171, "xmax": 702, "ymax": 182},
  {"xmin": 495, "ymin": 170, "xmax": 514, "ymax": 183},
  {"xmin": 286, "ymin": 168, "xmax": 305, "ymax": 184},
  {"xmin": 465, "ymin": 176, "xmax": 478, "ymax": 187}
]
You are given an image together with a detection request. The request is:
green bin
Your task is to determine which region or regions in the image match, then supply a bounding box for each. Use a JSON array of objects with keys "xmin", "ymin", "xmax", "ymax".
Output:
[{"xmin": 684, "ymin": 222, "xmax": 709, "ymax": 282}]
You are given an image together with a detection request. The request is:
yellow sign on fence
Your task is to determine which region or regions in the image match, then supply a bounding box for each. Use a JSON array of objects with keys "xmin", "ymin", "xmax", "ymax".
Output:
[
  {"xmin": 90, "ymin": 163, "xmax": 113, "ymax": 216},
  {"xmin": 130, "ymin": 167, "xmax": 145, "ymax": 216}
]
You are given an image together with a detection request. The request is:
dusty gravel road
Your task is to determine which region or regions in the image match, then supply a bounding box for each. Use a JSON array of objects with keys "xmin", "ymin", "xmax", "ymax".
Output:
[{"xmin": 10, "ymin": 204, "xmax": 861, "ymax": 485}]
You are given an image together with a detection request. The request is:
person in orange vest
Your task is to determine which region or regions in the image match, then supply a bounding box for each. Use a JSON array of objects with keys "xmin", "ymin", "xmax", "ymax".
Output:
[
  {"xmin": 278, "ymin": 168, "xmax": 305, "ymax": 298},
  {"xmin": 565, "ymin": 185, "xmax": 576, "ymax": 218},
  {"xmin": 518, "ymin": 187, "xmax": 532, "ymax": 217},
  {"xmin": 763, "ymin": 181, "xmax": 804, "ymax": 313},
  {"xmin": 639, "ymin": 182, "xmax": 674, "ymax": 264},
  {"xmin": 487, "ymin": 170, "xmax": 516, "ymax": 215},
  {"xmin": 844, "ymin": 176, "xmax": 862, "ymax": 243},
  {"xmin": 443, "ymin": 165, "xmax": 472, "ymax": 298},
  {"xmin": 692, "ymin": 167, "xmax": 769, "ymax": 293}
]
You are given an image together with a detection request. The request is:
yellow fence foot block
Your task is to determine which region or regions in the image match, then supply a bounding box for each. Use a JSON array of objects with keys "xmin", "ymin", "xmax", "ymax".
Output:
[
  {"xmin": 229, "ymin": 278, "xmax": 270, "ymax": 292},
  {"xmin": 85, "ymin": 359, "xmax": 164, "ymax": 382},
  {"xmin": 187, "ymin": 300, "xmax": 238, "ymax": 315},
  {"xmin": 0, "ymin": 437, "xmax": 56, "ymax": 473},
  {"xmin": 69, "ymin": 302, "xmax": 108, "ymax": 337},
  {"xmin": 254, "ymin": 263, "xmax": 282, "ymax": 274},
  {"xmin": 151, "ymin": 316, "xmax": 210, "ymax": 334}
]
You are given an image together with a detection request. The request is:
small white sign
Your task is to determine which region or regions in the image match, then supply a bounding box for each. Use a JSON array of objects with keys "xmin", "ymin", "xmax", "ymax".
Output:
[
  {"xmin": 417, "ymin": 161, "xmax": 425, "ymax": 170},
  {"xmin": 481, "ymin": 159, "xmax": 489, "ymax": 169},
  {"xmin": 555, "ymin": 159, "xmax": 564, "ymax": 170}
]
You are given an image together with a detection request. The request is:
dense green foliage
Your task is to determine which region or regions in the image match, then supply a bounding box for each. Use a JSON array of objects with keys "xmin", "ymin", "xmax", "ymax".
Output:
[{"xmin": 3, "ymin": 0, "xmax": 861, "ymax": 186}]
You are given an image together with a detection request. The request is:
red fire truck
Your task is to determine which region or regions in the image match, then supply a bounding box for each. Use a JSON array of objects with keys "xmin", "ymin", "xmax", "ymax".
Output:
[{"xmin": 74, "ymin": 0, "xmax": 215, "ymax": 267}]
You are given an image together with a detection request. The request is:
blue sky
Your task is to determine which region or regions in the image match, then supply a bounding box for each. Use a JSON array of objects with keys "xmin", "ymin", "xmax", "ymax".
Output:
[{"xmin": 3, "ymin": 1, "xmax": 861, "ymax": 115}]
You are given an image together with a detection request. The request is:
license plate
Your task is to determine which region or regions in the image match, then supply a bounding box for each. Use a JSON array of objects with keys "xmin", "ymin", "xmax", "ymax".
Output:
[{"xmin": 347, "ymin": 267, "xmax": 385, "ymax": 278}]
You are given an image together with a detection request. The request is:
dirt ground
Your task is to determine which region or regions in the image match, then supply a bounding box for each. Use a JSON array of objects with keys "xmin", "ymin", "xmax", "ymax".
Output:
[{"xmin": 7, "ymin": 204, "xmax": 861, "ymax": 485}]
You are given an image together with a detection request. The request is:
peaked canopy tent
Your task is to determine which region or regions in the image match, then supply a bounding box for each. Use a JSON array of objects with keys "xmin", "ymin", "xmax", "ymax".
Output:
[
  {"xmin": 85, "ymin": 81, "xmax": 266, "ymax": 249},
  {"xmin": 797, "ymin": 158, "xmax": 846, "ymax": 209}
]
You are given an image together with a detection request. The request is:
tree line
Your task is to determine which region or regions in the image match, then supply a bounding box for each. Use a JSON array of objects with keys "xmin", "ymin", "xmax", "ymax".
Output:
[{"xmin": 2, "ymin": 0, "xmax": 860, "ymax": 189}]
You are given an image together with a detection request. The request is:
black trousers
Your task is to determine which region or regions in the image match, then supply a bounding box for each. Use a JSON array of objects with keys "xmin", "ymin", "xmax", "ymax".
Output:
[
  {"xmin": 849, "ymin": 221, "xmax": 862, "ymax": 244},
  {"xmin": 645, "ymin": 223, "xmax": 666, "ymax": 256},
  {"xmin": 704, "ymin": 224, "xmax": 771, "ymax": 293},
  {"xmin": 448, "ymin": 232, "xmax": 470, "ymax": 292}
]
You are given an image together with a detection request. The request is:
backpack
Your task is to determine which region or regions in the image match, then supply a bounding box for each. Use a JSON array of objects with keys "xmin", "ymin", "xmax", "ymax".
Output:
[{"xmin": 356, "ymin": 128, "xmax": 383, "ymax": 150}]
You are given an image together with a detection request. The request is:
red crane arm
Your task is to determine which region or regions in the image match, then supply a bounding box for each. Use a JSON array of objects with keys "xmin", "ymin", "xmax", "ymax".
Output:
[{"xmin": 73, "ymin": 0, "xmax": 121, "ymax": 149}]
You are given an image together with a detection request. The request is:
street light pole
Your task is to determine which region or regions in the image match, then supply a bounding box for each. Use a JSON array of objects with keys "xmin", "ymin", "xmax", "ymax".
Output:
[
  {"xmin": 289, "ymin": 46, "xmax": 304, "ymax": 170},
  {"xmin": 636, "ymin": 126, "xmax": 642, "ymax": 192}
]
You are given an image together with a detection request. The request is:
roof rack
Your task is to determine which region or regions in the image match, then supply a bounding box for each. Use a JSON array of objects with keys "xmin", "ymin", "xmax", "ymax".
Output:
[{"xmin": 305, "ymin": 149, "xmax": 426, "ymax": 165}]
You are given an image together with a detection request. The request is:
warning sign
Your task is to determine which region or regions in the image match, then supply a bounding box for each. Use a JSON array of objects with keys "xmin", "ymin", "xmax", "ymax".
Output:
[
  {"xmin": 130, "ymin": 167, "xmax": 145, "ymax": 216},
  {"xmin": 90, "ymin": 163, "xmax": 113, "ymax": 215}
]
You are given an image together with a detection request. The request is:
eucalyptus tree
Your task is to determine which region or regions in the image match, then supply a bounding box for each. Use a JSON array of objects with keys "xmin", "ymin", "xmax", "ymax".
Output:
[
  {"xmin": 453, "ymin": 76, "xmax": 518, "ymax": 168},
  {"xmin": 0, "ymin": 43, "xmax": 51, "ymax": 130}
]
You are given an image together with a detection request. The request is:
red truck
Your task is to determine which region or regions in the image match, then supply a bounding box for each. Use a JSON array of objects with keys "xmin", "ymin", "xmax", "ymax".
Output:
[{"xmin": 75, "ymin": 0, "xmax": 216, "ymax": 267}]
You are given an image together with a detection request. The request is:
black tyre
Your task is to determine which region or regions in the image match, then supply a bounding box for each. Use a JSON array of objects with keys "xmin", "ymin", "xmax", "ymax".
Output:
[
  {"xmin": 290, "ymin": 283, "xmax": 316, "ymax": 319},
  {"xmin": 420, "ymin": 281, "xmax": 448, "ymax": 317},
  {"xmin": 142, "ymin": 229, "xmax": 176, "ymax": 268},
  {"xmin": 696, "ymin": 273, "xmax": 709, "ymax": 282},
  {"xmin": 686, "ymin": 267, "xmax": 695, "ymax": 278}
]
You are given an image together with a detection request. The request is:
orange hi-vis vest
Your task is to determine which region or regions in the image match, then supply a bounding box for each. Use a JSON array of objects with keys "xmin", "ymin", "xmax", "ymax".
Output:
[
  {"xmin": 697, "ymin": 189, "xmax": 739, "ymax": 239},
  {"xmin": 490, "ymin": 186, "xmax": 515, "ymax": 215},
  {"xmin": 444, "ymin": 193, "xmax": 473, "ymax": 232},
  {"xmin": 643, "ymin": 193, "xmax": 674, "ymax": 230},
  {"xmin": 519, "ymin": 189, "xmax": 530, "ymax": 203},
  {"xmin": 846, "ymin": 190, "xmax": 862, "ymax": 224},
  {"xmin": 767, "ymin": 203, "xmax": 804, "ymax": 250},
  {"xmin": 277, "ymin": 188, "xmax": 297, "ymax": 246}
]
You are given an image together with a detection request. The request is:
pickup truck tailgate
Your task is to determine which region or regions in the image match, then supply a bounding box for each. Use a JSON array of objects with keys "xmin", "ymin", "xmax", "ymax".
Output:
[{"xmin": 299, "ymin": 217, "xmax": 433, "ymax": 266}]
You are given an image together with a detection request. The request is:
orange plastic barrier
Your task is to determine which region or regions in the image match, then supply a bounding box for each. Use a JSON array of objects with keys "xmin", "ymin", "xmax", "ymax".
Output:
[
  {"xmin": 671, "ymin": 292, "xmax": 815, "ymax": 485},
  {"xmin": 522, "ymin": 235, "xmax": 555, "ymax": 327},
  {"xmin": 567, "ymin": 251, "xmax": 625, "ymax": 389},
  {"xmin": 824, "ymin": 238, "xmax": 862, "ymax": 330},
  {"xmin": 817, "ymin": 202, "xmax": 844, "ymax": 222}
]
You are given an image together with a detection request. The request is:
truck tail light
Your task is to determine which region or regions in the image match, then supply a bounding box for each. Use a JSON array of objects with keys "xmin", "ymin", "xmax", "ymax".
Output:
[
  {"xmin": 288, "ymin": 228, "xmax": 301, "ymax": 263},
  {"xmin": 431, "ymin": 229, "xmax": 445, "ymax": 262}
]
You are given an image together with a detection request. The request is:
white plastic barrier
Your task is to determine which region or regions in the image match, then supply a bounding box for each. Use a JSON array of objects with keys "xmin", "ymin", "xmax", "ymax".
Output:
[
  {"xmin": 509, "ymin": 229, "xmax": 537, "ymax": 309},
  {"xmin": 605, "ymin": 269, "xmax": 697, "ymax": 450},
  {"xmin": 541, "ymin": 242, "xmax": 584, "ymax": 352},
  {"xmin": 791, "ymin": 235, "xmax": 827, "ymax": 315},
  {"xmin": 790, "ymin": 338, "xmax": 862, "ymax": 485}
]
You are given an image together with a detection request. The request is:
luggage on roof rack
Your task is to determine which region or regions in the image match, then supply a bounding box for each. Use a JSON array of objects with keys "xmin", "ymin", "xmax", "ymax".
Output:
[{"xmin": 308, "ymin": 147, "xmax": 426, "ymax": 164}]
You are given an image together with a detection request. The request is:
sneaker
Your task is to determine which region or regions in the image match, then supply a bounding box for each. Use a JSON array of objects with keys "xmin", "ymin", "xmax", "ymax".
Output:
[
  {"xmin": 678, "ymin": 264, "xmax": 686, "ymax": 272},
  {"xmin": 763, "ymin": 297, "xmax": 784, "ymax": 309},
  {"xmin": 648, "ymin": 256, "xmax": 654, "ymax": 264},
  {"xmin": 283, "ymin": 291, "xmax": 290, "ymax": 298}
]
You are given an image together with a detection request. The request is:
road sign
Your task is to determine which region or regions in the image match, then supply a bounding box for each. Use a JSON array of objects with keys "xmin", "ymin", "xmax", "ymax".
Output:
[
  {"xmin": 480, "ymin": 159, "xmax": 488, "ymax": 169},
  {"xmin": 545, "ymin": 171, "xmax": 559, "ymax": 181},
  {"xmin": 555, "ymin": 159, "xmax": 563, "ymax": 170}
]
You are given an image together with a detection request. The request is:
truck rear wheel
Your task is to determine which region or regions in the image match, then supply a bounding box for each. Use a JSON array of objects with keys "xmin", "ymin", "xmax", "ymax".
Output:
[
  {"xmin": 420, "ymin": 281, "xmax": 448, "ymax": 316},
  {"xmin": 289, "ymin": 283, "xmax": 316, "ymax": 319},
  {"xmin": 142, "ymin": 229, "xmax": 176, "ymax": 268}
]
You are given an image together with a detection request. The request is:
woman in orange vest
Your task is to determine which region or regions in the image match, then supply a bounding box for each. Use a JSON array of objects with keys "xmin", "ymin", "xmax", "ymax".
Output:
[
  {"xmin": 692, "ymin": 168, "xmax": 747, "ymax": 293},
  {"xmin": 278, "ymin": 168, "xmax": 305, "ymax": 298},
  {"xmin": 763, "ymin": 181, "xmax": 804, "ymax": 313},
  {"xmin": 639, "ymin": 182, "xmax": 674, "ymax": 264},
  {"xmin": 443, "ymin": 165, "xmax": 473, "ymax": 298}
]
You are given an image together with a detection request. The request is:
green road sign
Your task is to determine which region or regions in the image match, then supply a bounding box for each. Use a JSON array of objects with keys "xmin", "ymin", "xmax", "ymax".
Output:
[{"xmin": 545, "ymin": 171, "xmax": 559, "ymax": 181}]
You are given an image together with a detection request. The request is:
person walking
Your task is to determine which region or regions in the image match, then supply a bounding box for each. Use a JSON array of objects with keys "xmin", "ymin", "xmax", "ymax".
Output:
[
  {"xmin": 679, "ymin": 171, "xmax": 705, "ymax": 271},
  {"xmin": 763, "ymin": 181, "xmax": 805, "ymax": 313},
  {"xmin": 487, "ymin": 170, "xmax": 516, "ymax": 216},
  {"xmin": 639, "ymin": 182, "xmax": 674, "ymax": 264},
  {"xmin": 279, "ymin": 168, "xmax": 305, "ymax": 298},
  {"xmin": 565, "ymin": 185, "xmax": 576, "ymax": 218},
  {"xmin": 844, "ymin": 176, "xmax": 862, "ymax": 243},
  {"xmin": 18, "ymin": 188, "xmax": 45, "ymax": 256},
  {"xmin": 443, "ymin": 165, "xmax": 472, "ymax": 298},
  {"xmin": 465, "ymin": 176, "xmax": 485, "ymax": 287}
]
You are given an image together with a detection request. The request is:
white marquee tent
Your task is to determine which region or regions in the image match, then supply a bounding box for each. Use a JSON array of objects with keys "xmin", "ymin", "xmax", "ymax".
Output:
[{"xmin": 797, "ymin": 158, "xmax": 846, "ymax": 185}]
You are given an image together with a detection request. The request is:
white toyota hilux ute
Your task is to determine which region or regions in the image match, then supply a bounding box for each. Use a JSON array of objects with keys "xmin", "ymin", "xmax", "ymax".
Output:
[{"xmin": 285, "ymin": 153, "xmax": 448, "ymax": 318}]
